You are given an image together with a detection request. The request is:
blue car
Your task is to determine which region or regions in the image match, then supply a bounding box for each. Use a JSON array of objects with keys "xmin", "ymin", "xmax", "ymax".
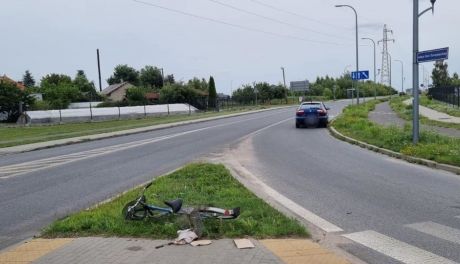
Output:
[{"xmin": 295, "ymin": 102, "xmax": 330, "ymax": 128}]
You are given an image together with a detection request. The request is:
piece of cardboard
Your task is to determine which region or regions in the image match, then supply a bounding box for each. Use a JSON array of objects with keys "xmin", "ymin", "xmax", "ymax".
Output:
[
  {"xmin": 234, "ymin": 239, "xmax": 255, "ymax": 249},
  {"xmin": 190, "ymin": 240, "xmax": 212, "ymax": 247}
]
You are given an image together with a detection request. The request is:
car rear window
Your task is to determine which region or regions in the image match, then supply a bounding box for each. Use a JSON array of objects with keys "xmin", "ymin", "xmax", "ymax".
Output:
[{"xmin": 300, "ymin": 104, "xmax": 322, "ymax": 110}]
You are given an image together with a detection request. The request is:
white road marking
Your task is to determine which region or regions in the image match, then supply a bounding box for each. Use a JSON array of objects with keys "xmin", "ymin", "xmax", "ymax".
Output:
[
  {"xmin": 0, "ymin": 110, "xmax": 292, "ymax": 179},
  {"xmin": 227, "ymin": 152, "xmax": 343, "ymax": 233},
  {"xmin": 343, "ymin": 230, "xmax": 458, "ymax": 264},
  {"xmin": 406, "ymin": 221, "xmax": 460, "ymax": 245}
]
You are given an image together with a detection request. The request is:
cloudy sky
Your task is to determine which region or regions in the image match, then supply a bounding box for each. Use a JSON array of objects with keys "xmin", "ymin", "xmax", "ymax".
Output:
[{"xmin": 1, "ymin": 0, "xmax": 458, "ymax": 94}]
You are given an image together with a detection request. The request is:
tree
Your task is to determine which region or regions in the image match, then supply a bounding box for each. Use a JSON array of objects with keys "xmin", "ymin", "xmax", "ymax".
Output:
[
  {"xmin": 73, "ymin": 70, "xmax": 99, "ymax": 101},
  {"xmin": 432, "ymin": 61, "xmax": 451, "ymax": 88},
  {"xmin": 107, "ymin": 64, "xmax": 139, "ymax": 85},
  {"xmin": 125, "ymin": 86, "xmax": 148, "ymax": 105},
  {"xmin": 165, "ymin": 74, "xmax": 175, "ymax": 84},
  {"xmin": 139, "ymin": 65, "xmax": 163, "ymax": 89},
  {"xmin": 40, "ymin": 74, "xmax": 72, "ymax": 87},
  {"xmin": 23, "ymin": 70, "xmax": 35, "ymax": 88},
  {"xmin": 451, "ymin": 72, "xmax": 460, "ymax": 86},
  {"xmin": 42, "ymin": 83, "xmax": 81, "ymax": 109},
  {"xmin": 0, "ymin": 81, "xmax": 35, "ymax": 122},
  {"xmin": 208, "ymin": 76, "xmax": 217, "ymax": 108}
]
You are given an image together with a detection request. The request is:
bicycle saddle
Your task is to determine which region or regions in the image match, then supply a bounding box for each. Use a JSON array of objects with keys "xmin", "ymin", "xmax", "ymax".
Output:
[{"xmin": 164, "ymin": 199, "xmax": 183, "ymax": 213}]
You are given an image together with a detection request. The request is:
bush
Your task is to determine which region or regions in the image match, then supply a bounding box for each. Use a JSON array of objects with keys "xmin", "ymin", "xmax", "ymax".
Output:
[{"xmin": 0, "ymin": 82, "xmax": 35, "ymax": 122}]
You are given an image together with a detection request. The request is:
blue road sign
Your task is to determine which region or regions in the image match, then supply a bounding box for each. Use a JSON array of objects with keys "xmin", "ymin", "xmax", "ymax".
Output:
[
  {"xmin": 351, "ymin": 70, "xmax": 370, "ymax": 80},
  {"xmin": 417, "ymin": 47, "xmax": 449, "ymax": 63}
]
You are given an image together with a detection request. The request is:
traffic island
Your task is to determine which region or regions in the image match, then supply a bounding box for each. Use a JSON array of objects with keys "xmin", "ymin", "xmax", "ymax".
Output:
[
  {"xmin": 329, "ymin": 99, "xmax": 460, "ymax": 174},
  {"xmin": 41, "ymin": 163, "xmax": 308, "ymax": 239}
]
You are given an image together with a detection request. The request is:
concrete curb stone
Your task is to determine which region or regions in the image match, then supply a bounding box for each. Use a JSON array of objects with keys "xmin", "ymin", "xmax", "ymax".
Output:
[{"xmin": 328, "ymin": 125, "xmax": 460, "ymax": 175}]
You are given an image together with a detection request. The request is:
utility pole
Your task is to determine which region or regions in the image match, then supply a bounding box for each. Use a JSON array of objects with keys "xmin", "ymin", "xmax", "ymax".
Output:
[
  {"xmin": 335, "ymin": 4, "xmax": 359, "ymax": 104},
  {"xmin": 413, "ymin": 0, "xmax": 436, "ymax": 144},
  {"xmin": 378, "ymin": 25, "xmax": 395, "ymax": 86},
  {"xmin": 281, "ymin": 67, "xmax": 287, "ymax": 104},
  {"xmin": 394, "ymin": 60, "xmax": 404, "ymax": 94},
  {"xmin": 362, "ymin": 37, "xmax": 377, "ymax": 99},
  {"xmin": 97, "ymin": 49, "xmax": 102, "ymax": 92},
  {"xmin": 160, "ymin": 68, "xmax": 165, "ymax": 86}
]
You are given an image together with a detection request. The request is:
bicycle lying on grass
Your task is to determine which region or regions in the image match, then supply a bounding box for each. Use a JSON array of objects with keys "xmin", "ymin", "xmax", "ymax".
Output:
[{"xmin": 122, "ymin": 182, "xmax": 240, "ymax": 221}]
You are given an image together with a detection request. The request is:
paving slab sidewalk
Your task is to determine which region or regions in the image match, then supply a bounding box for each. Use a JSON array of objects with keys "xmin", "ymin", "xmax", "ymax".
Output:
[
  {"xmin": 369, "ymin": 101, "xmax": 460, "ymax": 138},
  {"xmin": 403, "ymin": 98, "xmax": 460, "ymax": 124},
  {"xmin": 0, "ymin": 237, "xmax": 350, "ymax": 264}
]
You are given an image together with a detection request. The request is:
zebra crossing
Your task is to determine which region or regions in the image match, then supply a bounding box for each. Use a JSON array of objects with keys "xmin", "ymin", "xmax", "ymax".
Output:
[{"xmin": 342, "ymin": 217, "xmax": 460, "ymax": 264}]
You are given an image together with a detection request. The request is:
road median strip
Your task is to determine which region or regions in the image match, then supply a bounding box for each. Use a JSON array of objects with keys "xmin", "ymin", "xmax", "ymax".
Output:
[{"xmin": 328, "ymin": 99, "xmax": 460, "ymax": 175}]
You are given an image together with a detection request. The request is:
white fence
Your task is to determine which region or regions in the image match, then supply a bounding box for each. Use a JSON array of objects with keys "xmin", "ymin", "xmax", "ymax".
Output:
[{"xmin": 24, "ymin": 104, "xmax": 198, "ymax": 124}]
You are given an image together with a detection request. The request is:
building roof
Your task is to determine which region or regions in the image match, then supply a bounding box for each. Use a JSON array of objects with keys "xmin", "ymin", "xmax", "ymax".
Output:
[
  {"xmin": 145, "ymin": 92, "xmax": 160, "ymax": 100},
  {"xmin": 101, "ymin": 82, "xmax": 131, "ymax": 95},
  {"xmin": 0, "ymin": 75, "xmax": 26, "ymax": 91}
]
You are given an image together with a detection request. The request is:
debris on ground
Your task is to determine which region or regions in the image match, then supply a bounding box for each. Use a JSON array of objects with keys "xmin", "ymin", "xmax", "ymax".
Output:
[
  {"xmin": 190, "ymin": 240, "xmax": 212, "ymax": 247},
  {"xmin": 233, "ymin": 239, "xmax": 255, "ymax": 249}
]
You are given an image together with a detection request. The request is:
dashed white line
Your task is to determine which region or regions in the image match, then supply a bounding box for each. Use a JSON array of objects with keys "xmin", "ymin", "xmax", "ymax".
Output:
[
  {"xmin": 0, "ymin": 110, "xmax": 293, "ymax": 179},
  {"xmin": 406, "ymin": 221, "xmax": 460, "ymax": 245},
  {"xmin": 343, "ymin": 230, "xmax": 458, "ymax": 264}
]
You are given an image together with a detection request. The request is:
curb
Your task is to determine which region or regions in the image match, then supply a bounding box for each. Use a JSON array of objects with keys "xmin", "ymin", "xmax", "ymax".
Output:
[
  {"xmin": 0, "ymin": 106, "xmax": 294, "ymax": 155},
  {"xmin": 328, "ymin": 125, "xmax": 460, "ymax": 175}
]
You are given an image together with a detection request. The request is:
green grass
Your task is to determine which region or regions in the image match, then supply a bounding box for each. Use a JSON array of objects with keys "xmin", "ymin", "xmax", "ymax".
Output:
[
  {"xmin": 333, "ymin": 100, "xmax": 460, "ymax": 167},
  {"xmin": 0, "ymin": 105, "xmax": 291, "ymax": 148},
  {"xmin": 389, "ymin": 96, "xmax": 460, "ymax": 130},
  {"xmin": 42, "ymin": 163, "xmax": 308, "ymax": 239},
  {"xmin": 420, "ymin": 95, "xmax": 460, "ymax": 117}
]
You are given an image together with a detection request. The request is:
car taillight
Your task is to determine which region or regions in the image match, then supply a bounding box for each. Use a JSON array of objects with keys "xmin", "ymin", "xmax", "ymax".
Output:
[
  {"xmin": 296, "ymin": 110, "xmax": 304, "ymax": 116},
  {"xmin": 317, "ymin": 109, "xmax": 327, "ymax": 116}
]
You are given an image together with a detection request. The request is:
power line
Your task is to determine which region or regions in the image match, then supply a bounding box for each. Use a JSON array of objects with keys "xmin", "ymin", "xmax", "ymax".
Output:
[
  {"xmin": 207, "ymin": 0, "xmax": 353, "ymax": 42},
  {"xmin": 248, "ymin": 0, "xmax": 350, "ymax": 31},
  {"xmin": 132, "ymin": 0, "xmax": 348, "ymax": 46}
]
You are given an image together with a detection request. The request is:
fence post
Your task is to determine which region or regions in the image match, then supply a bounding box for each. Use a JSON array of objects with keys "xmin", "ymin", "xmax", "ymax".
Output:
[
  {"xmin": 167, "ymin": 103, "xmax": 170, "ymax": 115},
  {"xmin": 457, "ymin": 87, "xmax": 460, "ymax": 108},
  {"xmin": 89, "ymin": 102, "xmax": 93, "ymax": 121},
  {"xmin": 118, "ymin": 106, "xmax": 121, "ymax": 120},
  {"xmin": 59, "ymin": 109, "xmax": 62, "ymax": 124},
  {"xmin": 144, "ymin": 103, "xmax": 146, "ymax": 117}
]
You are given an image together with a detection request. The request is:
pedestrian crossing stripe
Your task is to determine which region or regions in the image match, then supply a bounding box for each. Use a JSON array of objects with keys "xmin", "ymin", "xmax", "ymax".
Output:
[
  {"xmin": 406, "ymin": 221, "xmax": 460, "ymax": 245},
  {"xmin": 343, "ymin": 230, "xmax": 457, "ymax": 264}
]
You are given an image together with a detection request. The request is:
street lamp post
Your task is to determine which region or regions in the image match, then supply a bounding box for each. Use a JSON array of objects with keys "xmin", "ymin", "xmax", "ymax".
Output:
[
  {"xmin": 336, "ymin": 4, "xmax": 359, "ymax": 104},
  {"xmin": 281, "ymin": 67, "xmax": 288, "ymax": 104},
  {"xmin": 362, "ymin": 37, "xmax": 377, "ymax": 99},
  {"xmin": 394, "ymin": 60, "xmax": 404, "ymax": 94},
  {"xmin": 413, "ymin": 0, "xmax": 436, "ymax": 144},
  {"xmin": 388, "ymin": 53, "xmax": 392, "ymax": 89}
]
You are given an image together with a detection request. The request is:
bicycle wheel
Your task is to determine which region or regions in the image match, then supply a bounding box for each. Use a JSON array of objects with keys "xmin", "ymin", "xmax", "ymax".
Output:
[{"xmin": 122, "ymin": 200, "xmax": 147, "ymax": 220}]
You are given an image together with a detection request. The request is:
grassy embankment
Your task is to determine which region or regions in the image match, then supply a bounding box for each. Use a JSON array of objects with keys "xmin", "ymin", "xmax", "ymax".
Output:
[
  {"xmin": 333, "ymin": 99, "xmax": 460, "ymax": 167},
  {"xmin": 0, "ymin": 104, "xmax": 294, "ymax": 148},
  {"xmin": 42, "ymin": 163, "xmax": 308, "ymax": 239}
]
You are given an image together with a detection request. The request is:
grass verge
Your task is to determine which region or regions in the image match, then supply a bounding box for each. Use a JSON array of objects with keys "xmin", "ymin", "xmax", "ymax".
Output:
[
  {"xmin": 42, "ymin": 163, "xmax": 308, "ymax": 239},
  {"xmin": 333, "ymin": 99, "xmax": 460, "ymax": 167},
  {"xmin": 389, "ymin": 96, "xmax": 460, "ymax": 130},
  {"xmin": 0, "ymin": 105, "xmax": 290, "ymax": 148}
]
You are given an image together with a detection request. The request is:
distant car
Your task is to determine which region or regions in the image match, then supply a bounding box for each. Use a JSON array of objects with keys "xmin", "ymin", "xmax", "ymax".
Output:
[{"xmin": 295, "ymin": 102, "xmax": 330, "ymax": 128}]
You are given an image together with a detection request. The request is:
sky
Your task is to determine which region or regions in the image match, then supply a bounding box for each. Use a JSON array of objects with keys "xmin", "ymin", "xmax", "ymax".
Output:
[{"xmin": 1, "ymin": 0, "xmax": 459, "ymax": 95}]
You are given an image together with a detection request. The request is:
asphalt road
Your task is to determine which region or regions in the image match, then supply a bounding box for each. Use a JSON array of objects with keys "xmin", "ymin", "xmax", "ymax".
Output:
[
  {"xmin": 2, "ymin": 99, "xmax": 460, "ymax": 264},
  {"xmin": 237, "ymin": 104, "xmax": 460, "ymax": 264},
  {"xmin": 0, "ymin": 106, "xmax": 302, "ymax": 250}
]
